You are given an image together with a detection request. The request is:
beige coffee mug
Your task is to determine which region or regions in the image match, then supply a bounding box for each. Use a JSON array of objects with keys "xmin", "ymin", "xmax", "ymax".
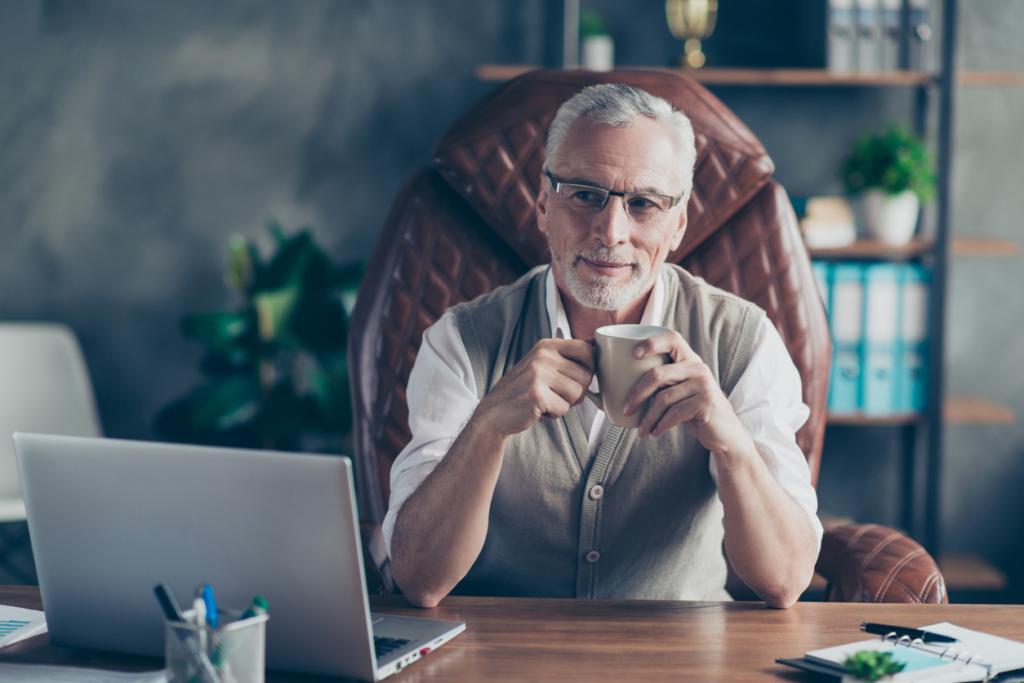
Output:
[{"xmin": 589, "ymin": 324, "xmax": 672, "ymax": 428}]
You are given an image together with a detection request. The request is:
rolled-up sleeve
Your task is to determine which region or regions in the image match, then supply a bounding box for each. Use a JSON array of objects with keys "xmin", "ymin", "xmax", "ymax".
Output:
[
  {"xmin": 380, "ymin": 312, "xmax": 480, "ymax": 557},
  {"xmin": 712, "ymin": 317, "xmax": 824, "ymax": 553}
]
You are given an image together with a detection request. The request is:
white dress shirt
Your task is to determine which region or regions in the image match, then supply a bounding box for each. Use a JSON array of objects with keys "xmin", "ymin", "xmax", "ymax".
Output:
[{"xmin": 382, "ymin": 267, "xmax": 824, "ymax": 558}]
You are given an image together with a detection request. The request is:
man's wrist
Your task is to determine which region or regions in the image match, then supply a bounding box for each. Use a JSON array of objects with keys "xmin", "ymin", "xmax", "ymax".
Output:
[
  {"xmin": 465, "ymin": 403, "xmax": 511, "ymax": 447},
  {"xmin": 709, "ymin": 427, "xmax": 759, "ymax": 474}
]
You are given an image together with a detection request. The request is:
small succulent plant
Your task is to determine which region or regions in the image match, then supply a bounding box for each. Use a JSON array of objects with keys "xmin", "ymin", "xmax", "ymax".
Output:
[{"xmin": 843, "ymin": 650, "xmax": 907, "ymax": 681}]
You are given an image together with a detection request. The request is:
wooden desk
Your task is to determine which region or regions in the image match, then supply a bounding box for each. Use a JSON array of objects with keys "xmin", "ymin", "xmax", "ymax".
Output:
[{"xmin": 3, "ymin": 586, "xmax": 1024, "ymax": 681}]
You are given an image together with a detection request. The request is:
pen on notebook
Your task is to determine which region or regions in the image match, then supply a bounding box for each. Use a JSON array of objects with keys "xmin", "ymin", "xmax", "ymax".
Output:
[{"xmin": 860, "ymin": 622, "xmax": 958, "ymax": 643}]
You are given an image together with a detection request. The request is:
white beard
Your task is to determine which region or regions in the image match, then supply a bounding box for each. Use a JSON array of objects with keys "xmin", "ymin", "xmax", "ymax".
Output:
[{"xmin": 555, "ymin": 247, "xmax": 652, "ymax": 311}]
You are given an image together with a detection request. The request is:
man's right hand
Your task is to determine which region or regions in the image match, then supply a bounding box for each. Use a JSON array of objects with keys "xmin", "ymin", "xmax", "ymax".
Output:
[{"xmin": 475, "ymin": 338, "xmax": 596, "ymax": 438}]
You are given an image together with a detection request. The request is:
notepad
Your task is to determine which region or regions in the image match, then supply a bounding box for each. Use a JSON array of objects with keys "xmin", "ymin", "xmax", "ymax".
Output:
[
  {"xmin": 806, "ymin": 639, "xmax": 990, "ymax": 682},
  {"xmin": 0, "ymin": 605, "xmax": 47, "ymax": 649},
  {"xmin": 781, "ymin": 622, "xmax": 1024, "ymax": 682},
  {"xmin": 920, "ymin": 622, "xmax": 1024, "ymax": 674}
]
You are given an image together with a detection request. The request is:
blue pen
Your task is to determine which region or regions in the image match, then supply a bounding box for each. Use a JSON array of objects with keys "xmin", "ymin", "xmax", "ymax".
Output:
[{"xmin": 200, "ymin": 584, "xmax": 219, "ymax": 629}]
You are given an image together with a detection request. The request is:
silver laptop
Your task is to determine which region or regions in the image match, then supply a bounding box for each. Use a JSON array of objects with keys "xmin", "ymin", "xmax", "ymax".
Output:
[{"xmin": 13, "ymin": 433, "xmax": 464, "ymax": 680}]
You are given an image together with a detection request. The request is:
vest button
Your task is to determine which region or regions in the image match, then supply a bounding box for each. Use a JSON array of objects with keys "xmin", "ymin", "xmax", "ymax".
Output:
[
  {"xmin": 588, "ymin": 484, "xmax": 604, "ymax": 500},
  {"xmin": 585, "ymin": 549, "xmax": 601, "ymax": 564}
]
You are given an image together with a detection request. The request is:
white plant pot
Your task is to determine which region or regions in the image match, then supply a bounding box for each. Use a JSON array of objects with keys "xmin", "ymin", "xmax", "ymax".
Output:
[
  {"xmin": 859, "ymin": 189, "xmax": 920, "ymax": 245},
  {"xmin": 581, "ymin": 35, "xmax": 614, "ymax": 71}
]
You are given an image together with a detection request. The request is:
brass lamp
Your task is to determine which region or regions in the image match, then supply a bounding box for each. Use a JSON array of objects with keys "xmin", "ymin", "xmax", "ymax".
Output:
[{"xmin": 665, "ymin": 0, "xmax": 718, "ymax": 69}]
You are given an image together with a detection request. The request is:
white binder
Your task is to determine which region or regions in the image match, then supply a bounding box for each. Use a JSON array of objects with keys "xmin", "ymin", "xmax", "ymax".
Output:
[
  {"xmin": 827, "ymin": 0, "xmax": 858, "ymax": 73},
  {"xmin": 856, "ymin": 0, "xmax": 883, "ymax": 72},
  {"xmin": 880, "ymin": 0, "xmax": 902, "ymax": 70},
  {"xmin": 907, "ymin": 0, "xmax": 935, "ymax": 72}
]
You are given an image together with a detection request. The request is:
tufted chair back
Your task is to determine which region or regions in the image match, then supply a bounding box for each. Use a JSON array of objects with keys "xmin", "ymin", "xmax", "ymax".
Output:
[
  {"xmin": 350, "ymin": 69, "xmax": 830, "ymax": 527},
  {"xmin": 349, "ymin": 69, "xmax": 948, "ymax": 604}
]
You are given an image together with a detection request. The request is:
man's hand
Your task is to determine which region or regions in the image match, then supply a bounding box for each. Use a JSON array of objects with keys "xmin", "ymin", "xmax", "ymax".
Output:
[
  {"xmin": 622, "ymin": 330, "xmax": 749, "ymax": 454},
  {"xmin": 475, "ymin": 338, "xmax": 595, "ymax": 438}
]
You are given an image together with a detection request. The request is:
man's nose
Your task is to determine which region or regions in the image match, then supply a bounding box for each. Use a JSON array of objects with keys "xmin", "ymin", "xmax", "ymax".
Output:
[{"xmin": 592, "ymin": 196, "xmax": 632, "ymax": 246}]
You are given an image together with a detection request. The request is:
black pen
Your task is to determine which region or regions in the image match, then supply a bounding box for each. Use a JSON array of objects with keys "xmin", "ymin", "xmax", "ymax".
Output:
[
  {"xmin": 860, "ymin": 622, "xmax": 958, "ymax": 643},
  {"xmin": 153, "ymin": 582, "xmax": 222, "ymax": 683},
  {"xmin": 154, "ymin": 582, "xmax": 186, "ymax": 622}
]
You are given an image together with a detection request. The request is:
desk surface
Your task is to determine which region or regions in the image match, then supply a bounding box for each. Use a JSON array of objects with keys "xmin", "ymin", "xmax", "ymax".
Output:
[{"xmin": 3, "ymin": 586, "xmax": 1024, "ymax": 681}]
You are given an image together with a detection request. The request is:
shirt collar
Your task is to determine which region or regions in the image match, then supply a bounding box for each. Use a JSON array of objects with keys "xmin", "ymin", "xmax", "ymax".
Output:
[{"xmin": 545, "ymin": 265, "xmax": 665, "ymax": 340}]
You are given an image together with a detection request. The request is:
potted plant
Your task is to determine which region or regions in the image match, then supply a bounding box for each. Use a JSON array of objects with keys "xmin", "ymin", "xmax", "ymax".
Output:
[
  {"xmin": 580, "ymin": 9, "xmax": 614, "ymax": 71},
  {"xmin": 840, "ymin": 127, "xmax": 936, "ymax": 246},
  {"xmin": 155, "ymin": 221, "xmax": 363, "ymax": 454}
]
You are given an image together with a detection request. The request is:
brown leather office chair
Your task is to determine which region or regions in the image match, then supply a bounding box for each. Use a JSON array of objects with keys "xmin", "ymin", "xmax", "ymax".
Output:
[{"xmin": 348, "ymin": 69, "xmax": 947, "ymax": 604}]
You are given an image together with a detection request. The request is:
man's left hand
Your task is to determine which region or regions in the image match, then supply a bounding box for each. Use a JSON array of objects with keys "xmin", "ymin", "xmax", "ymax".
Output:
[{"xmin": 622, "ymin": 330, "xmax": 750, "ymax": 455}]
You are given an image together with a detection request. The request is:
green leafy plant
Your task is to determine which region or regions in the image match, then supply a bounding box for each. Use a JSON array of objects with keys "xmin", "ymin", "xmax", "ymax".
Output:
[
  {"xmin": 841, "ymin": 127, "xmax": 936, "ymax": 200},
  {"xmin": 843, "ymin": 650, "xmax": 907, "ymax": 682},
  {"xmin": 155, "ymin": 221, "xmax": 363, "ymax": 453},
  {"xmin": 580, "ymin": 9, "xmax": 608, "ymax": 38}
]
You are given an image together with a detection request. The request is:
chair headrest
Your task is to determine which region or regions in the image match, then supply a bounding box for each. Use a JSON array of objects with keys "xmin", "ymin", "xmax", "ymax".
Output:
[{"xmin": 433, "ymin": 69, "xmax": 775, "ymax": 266}]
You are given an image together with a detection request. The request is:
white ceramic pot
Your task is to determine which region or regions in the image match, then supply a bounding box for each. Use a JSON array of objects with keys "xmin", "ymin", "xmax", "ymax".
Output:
[
  {"xmin": 859, "ymin": 189, "xmax": 920, "ymax": 245},
  {"xmin": 581, "ymin": 35, "xmax": 614, "ymax": 71}
]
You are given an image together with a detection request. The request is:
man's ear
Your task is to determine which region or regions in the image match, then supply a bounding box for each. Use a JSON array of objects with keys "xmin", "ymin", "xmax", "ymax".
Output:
[
  {"xmin": 536, "ymin": 176, "xmax": 550, "ymax": 235},
  {"xmin": 669, "ymin": 203, "xmax": 688, "ymax": 251}
]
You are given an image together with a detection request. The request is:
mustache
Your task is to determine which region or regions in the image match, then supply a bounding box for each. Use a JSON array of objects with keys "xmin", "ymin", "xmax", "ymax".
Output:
[{"xmin": 572, "ymin": 248, "xmax": 637, "ymax": 268}]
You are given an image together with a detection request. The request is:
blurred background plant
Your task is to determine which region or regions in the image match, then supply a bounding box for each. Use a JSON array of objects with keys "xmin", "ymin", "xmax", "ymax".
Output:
[
  {"xmin": 580, "ymin": 8, "xmax": 608, "ymax": 40},
  {"xmin": 841, "ymin": 126, "xmax": 936, "ymax": 200},
  {"xmin": 155, "ymin": 221, "xmax": 363, "ymax": 453}
]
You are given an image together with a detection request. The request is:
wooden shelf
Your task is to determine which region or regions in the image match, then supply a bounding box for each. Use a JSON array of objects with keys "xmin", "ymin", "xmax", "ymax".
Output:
[
  {"xmin": 808, "ymin": 237, "xmax": 1018, "ymax": 260},
  {"xmin": 809, "ymin": 238, "xmax": 933, "ymax": 261},
  {"xmin": 475, "ymin": 64, "xmax": 938, "ymax": 86},
  {"xmin": 828, "ymin": 412, "xmax": 922, "ymax": 426},
  {"xmin": 940, "ymin": 552, "xmax": 1008, "ymax": 591},
  {"xmin": 477, "ymin": 65, "xmax": 1024, "ymax": 88},
  {"xmin": 944, "ymin": 396, "xmax": 1016, "ymax": 425},
  {"xmin": 957, "ymin": 71, "xmax": 1024, "ymax": 87},
  {"xmin": 681, "ymin": 68, "xmax": 937, "ymax": 86},
  {"xmin": 476, "ymin": 64, "xmax": 538, "ymax": 81},
  {"xmin": 827, "ymin": 397, "xmax": 1015, "ymax": 427},
  {"xmin": 950, "ymin": 237, "xmax": 1020, "ymax": 256}
]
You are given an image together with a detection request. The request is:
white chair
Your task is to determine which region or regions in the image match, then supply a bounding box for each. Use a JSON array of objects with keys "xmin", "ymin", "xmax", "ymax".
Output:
[{"xmin": 0, "ymin": 324, "xmax": 101, "ymax": 581}]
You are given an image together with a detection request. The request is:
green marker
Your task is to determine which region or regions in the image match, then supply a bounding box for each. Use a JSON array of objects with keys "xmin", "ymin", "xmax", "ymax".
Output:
[
  {"xmin": 211, "ymin": 596, "xmax": 271, "ymax": 668},
  {"xmin": 240, "ymin": 596, "xmax": 269, "ymax": 620}
]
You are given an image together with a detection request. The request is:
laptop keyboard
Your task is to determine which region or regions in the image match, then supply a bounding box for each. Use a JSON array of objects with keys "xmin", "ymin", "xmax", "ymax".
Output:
[{"xmin": 374, "ymin": 636, "xmax": 411, "ymax": 660}]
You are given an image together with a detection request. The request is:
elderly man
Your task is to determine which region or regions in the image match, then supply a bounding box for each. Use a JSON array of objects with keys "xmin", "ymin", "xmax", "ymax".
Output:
[{"xmin": 383, "ymin": 84, "xmax": 821, "ymax": 608}]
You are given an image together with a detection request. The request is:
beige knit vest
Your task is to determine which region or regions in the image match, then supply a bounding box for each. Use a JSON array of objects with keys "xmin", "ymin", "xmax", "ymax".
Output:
[{"xmin": 450, "ymin": 264, "xmax": 764, "ymax": 599}]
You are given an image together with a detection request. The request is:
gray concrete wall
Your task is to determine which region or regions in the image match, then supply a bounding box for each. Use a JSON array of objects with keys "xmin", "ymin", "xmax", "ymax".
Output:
[
  {"xmin": 0, "ymin": 0, "xmax": 536, "ymax": 440},
  {"xmin": 0, "ymin": 1, "xmax": 1020, "ymax": 589}
]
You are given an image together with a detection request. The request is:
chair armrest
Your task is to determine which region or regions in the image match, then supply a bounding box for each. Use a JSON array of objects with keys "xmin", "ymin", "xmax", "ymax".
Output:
[
  {"xmin": 360, "ymin": 521, "xmax": 396, "ymax": 595},
  {"xmin": 816, "ymin": 523, "xmax": 947, "ymax": 603}
]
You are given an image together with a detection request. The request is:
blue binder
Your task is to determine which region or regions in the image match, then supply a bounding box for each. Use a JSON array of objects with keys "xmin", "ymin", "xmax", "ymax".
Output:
[
  {"xmin": 862, "ymin": 264, "xmax": 901, "ymax": 414},
  {"xmin": 828, "ymin": 264, "xmax": 864, "ymax": 413},
  {"xmin": 896, "ymin": 264, "xmax": 930, "ymax": 412}
]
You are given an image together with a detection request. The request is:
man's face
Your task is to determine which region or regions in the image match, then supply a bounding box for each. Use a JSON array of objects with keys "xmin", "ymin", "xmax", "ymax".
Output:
[{"xmin": 536, "ymin": 117, "xmax": 689, "ymax": 312}]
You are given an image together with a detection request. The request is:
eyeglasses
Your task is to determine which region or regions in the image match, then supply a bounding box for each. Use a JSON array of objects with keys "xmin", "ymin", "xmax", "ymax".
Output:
[{"xmin": 544, "ymin": 169, "xmax": 684, "ymax": 225}]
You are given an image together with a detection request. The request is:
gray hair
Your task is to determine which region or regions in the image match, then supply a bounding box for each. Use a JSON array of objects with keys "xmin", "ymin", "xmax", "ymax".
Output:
[{"xmin": 544, "ymin": 84, "xmax": 697, "ymax": 203}]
